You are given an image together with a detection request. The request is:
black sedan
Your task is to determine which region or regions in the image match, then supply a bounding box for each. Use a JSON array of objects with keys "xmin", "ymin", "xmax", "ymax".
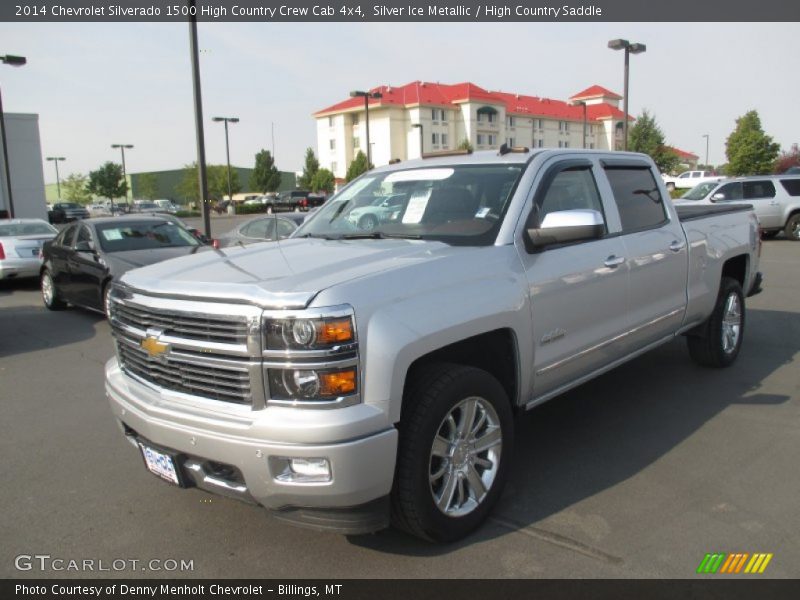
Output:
[{"xmin": 40, "ymin": 217, "xmax": 205, "ymax": 314}]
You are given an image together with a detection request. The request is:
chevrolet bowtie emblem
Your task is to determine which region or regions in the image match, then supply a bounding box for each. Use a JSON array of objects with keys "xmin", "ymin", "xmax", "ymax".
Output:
[{"xmin": 141, "ymin": 336, "xmax": 169, "ymax": 359}]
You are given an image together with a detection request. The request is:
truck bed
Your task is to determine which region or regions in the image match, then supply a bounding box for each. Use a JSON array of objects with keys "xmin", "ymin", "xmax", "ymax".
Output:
[{"xmin": 675, "ymin": 203, "xmax": 753, "ymax": 221}]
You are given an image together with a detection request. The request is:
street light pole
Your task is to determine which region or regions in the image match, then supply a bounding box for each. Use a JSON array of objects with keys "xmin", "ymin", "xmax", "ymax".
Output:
[
  {"xmin": 608, "ymin": 39, "xmax": 646, "ymax": 151},
  {"xmin": 212, "ymin": 116, "xmax": 239, "ymax": 211},
  {"xmin": 575, "ymin": 101, "xmax": 587, "ymax": 149},
  {"xmin": 189, "ymin": 3, "xmax": 211, "ymax": 238},
  {"xmin": 350, "ymin": 90, "xmax": 383, "ymax": 169},
  {"xmin": 412, "ymin": 123, "xmax": 424, "ymax": 157},
  {"xmin": 702, "ymin": 134, "xmax": 709, "ymax": 167},
  {"xmin": 46, "ymin": 157, "xmax": 66, "ymax": 200},
  {"xmin": 111, "ymin": 143, "xmax": 133, "ymax": 211},
  {"xmin": 0, "ymin": 54, "xmax": 27, "ymax": 218}
]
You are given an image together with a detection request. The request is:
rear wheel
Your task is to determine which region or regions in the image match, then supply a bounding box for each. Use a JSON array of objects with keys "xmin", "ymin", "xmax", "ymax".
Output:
[
  {"xmin": 358, "ymin": 214, "xmax": 379, "ymax": 231},
  {"xmin": 784, "ymin": 214, "xmax": 800, "ymax": 241},
  {"xmin": 687, "ymin": 277, "xmax": 744, "ymax": 367},
  {"xmin": 391, "ymin": 363, "xmax": 513, "ymax": 542},
  {"xmin": 41, "ymin": 269, "xmax": 67, "ymax": 311},
  {"xmin": 666, "ymin": 182, "xmax": 676, "ymax": 192}
]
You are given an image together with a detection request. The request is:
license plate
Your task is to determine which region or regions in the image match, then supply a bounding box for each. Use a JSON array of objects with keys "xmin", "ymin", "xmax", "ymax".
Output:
[{"xmin": 139, "ymin": 442, "xmax": 180, "ymax": 485}]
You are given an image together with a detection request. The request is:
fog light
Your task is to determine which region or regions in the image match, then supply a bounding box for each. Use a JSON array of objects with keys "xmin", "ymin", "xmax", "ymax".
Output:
[{"xmin": 271, "ymin": 456, "xmax": 331, "ymax": 483}]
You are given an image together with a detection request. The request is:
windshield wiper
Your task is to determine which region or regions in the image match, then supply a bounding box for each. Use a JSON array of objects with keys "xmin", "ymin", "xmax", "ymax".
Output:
[
  {"xmin": 337, "ymin": 232, "xmax": 423, "ymax": 240},
  {"xmin": 295, "ymin": 233, "xmax": 339, "ymax": 240}
]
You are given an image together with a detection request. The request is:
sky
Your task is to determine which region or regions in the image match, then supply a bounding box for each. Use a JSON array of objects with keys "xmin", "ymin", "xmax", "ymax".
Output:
[{"xmin": 1, "ymin": 21, "xmax": 799, "ymax": 184}]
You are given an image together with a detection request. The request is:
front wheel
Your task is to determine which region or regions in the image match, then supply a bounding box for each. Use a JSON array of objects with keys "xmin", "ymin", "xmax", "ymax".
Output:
[
  {"xmin": 41, "ymin": 269, "xmax": 67, "ymax": 310},
  {"xmin": 358, "ymin": 214, "xmax": 379, "ymax": 231},
  {"xmin": 666, "ymin": 182, "xmax": 676, "ymax": 192},
  {"xmin": 687, "ymin": 277, "xmax": 744, "ymax": 367},
  {"xmin": 784, "ymin": 213, "xmax": 800, "ymax": 241},
  {"xmin": 266, "ymin": 205, "xmax": 274, "ymax": 215},
  {"xmin": 391, "ymin": 364, "xmax": 514, "ymax": 542}
]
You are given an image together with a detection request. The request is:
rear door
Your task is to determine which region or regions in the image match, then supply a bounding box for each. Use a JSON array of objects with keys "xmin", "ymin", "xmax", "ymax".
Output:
[
  {"xmin": 742, "ymin": 180, "xmax": 781, "ymax": 229},
  {"xmin": 68, "ymin": 224, "xmax": 107, "ymax": 308},
  {"xmin": 49, "ymin": 223, "xmax": 78, "ymax": 299},
  {"xmin": 518, "ymin": 156, "xmax": 631, "ymax": 399},
  {"xmin": 600, "ymin": 160, "xmax": 688, "ymax": 348}
]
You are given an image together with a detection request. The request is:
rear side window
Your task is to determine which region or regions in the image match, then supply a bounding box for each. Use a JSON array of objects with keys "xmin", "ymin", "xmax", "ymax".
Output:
[
  {"xmin": 604, "ymin": 167, "xmax": 667, "ymax": 232},
  {"xmin": 742, "ymin": 181, "xmax": 776, "ymax": 199},
  {"xmin": 779, "ymin": 179, "xmax": 800, "ymax": 196}
]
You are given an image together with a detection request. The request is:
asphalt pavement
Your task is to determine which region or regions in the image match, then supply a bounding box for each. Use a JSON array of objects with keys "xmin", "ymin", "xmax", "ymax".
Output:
[{"xmin": 0, "ymin": 237, "xmax": 797, "ymax": 579}]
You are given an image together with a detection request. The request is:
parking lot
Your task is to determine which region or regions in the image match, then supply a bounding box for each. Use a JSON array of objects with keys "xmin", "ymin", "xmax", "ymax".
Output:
[{"xmin": 0, "ymin": 236, "xmax": 798, "ymax": 579}]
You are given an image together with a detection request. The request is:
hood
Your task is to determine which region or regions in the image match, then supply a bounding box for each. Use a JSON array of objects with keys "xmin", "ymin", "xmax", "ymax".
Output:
[
  {"xmin": 107, "ymin": 246, "xmax": 205, "ymax": 277},
  {"xmin": 120, "ymin": 238, "xmax": 469, "ymax": 308}
]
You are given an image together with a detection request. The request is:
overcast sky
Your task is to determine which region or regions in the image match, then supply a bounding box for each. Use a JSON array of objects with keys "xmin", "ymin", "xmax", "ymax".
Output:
[{"xmin": 2, "ymin": 21, "xmax": 799, "ymax": 183}]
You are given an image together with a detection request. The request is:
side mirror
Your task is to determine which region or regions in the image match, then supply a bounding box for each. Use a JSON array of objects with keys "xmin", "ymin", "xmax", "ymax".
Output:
[
  {"xmin": 710, "ymin": 193, "xmax": 725, "ymax": 202},
  {"xmin": 75, "ymin": 240, "xmax": 95, "ymax": 253},
  {"xmin": 526, "ymin": 209, "xmax": 605, "ymax": 250}
]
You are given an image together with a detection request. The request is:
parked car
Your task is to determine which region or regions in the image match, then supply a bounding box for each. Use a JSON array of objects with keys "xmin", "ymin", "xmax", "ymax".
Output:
[
  {"xmin": 132, "ymin": 201, "xmax": 161, "ymax": 213},
  {"xmin": 675, "ymin": 175, "xmax": 800, "ymax": 239},
  {"xmin": 40, "ymin": 216, "xmax": 206, "ymax": 314},
  {"xmin": 0, "ymin": 219, "xmax": 58, "ymax": 280},
  {"xmin": 87, "ymin": 203, "xmax": 112, "ymax": 217},
  {"xmin": 105, "ymin": 149, "xmax": 762, "ymax": 542},
  {"xmin": 110, "ymin": 202, "xmax": 131, "ymax": 215},
  {"xmin": 346, "ymin": 194, "xmax": 410, "ymax": 230},
  {"xmin": 661, "ymin": 170, "xmax": 723, "ymax": 191},
  {"xmin": 264, "ymin": 190, "xmax": 312, "ymax": 214},
  {"xmin": 783, "ymin": 166, "xmax": 800, "ymax": 175},
  {"xmin": 48, "ymin": 202, "xmax": 90, "ymax": 224},
  {"xmin": 154, "ymin": 199, "xmax": 180, "ymax": 214},
  {"xmin": 120, "ymin": 212, "xmax": 211, "ymax": 245},
  {"xmin": 301, "ymin": 193, "xmax": 327, "ymax": 211},
  {"xmin": 215, "ymin": 214, "xmax": 302, "ymax": 248}
]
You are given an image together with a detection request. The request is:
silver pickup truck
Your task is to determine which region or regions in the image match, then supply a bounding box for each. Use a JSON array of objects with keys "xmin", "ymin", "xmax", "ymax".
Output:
[{"xmin": 105, "ymin": 148, "xmax": 763, "ymax": 542}]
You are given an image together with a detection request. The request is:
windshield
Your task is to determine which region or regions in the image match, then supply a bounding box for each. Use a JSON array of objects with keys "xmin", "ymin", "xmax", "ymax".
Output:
[
  {"xmin": 681, "ymin": 181, "xmax": 719, "ymax": 201},
  {"xmin": 294, "ymin": 164, "xmax": 523, "ymax": 245},
  {"xmin": 0, "ymin": 221, "xmax": 57, "ymax": 236},
  {"xmin": 59, "ymin": 203, "xmax": 81, "ymax": 209},
  {"xmin": 95, "ymin": 221, "xmax": 200, "ymax": 252}
]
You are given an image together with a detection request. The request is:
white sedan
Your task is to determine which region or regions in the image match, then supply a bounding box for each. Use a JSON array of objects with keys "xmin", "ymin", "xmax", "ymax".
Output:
[{"xmin": 0, "ymin": 218, "xmax": 59, "ymax": 280}]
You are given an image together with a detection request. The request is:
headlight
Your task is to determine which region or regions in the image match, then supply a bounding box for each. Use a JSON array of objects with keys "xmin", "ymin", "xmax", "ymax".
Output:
[
  {"xmin": 265, "ymin": 315, "xmax": 355, "ymax": 350},
  {"xmin": 267, "ymin": 367, "xmax": 357, "ymax": 401}
]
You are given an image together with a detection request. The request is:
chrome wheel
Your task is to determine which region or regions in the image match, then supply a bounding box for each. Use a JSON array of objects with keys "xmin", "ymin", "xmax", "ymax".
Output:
[
  {"xmin": 721, "ymin": 293, "xmax": 742, "ymax": 354},
  {"xmin": 42, "ymin": 272, "xmax": 54, "ymax": 305},
  {"xmin": 429, "ymin": 396, "xmax": 502, "ymax": 517}
]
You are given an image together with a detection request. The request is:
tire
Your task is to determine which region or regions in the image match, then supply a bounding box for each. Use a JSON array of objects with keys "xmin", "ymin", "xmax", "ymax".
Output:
[
  {"xmin": 687, "ymin": 277, "xmax": 745, "ymax": 368},
  {"xmin": 784, "ymin": 213, "xmax": 800, "ymax": 241},
  {"xmin": 41, "ymin": 269, "xmax": 67, "ymax": 311},
  {"xmin": 358, "ymin": 214, "xmax": 379, "ymax": 231},
  {"xmin": 266, "ymin": 205, "xmax": 274, "ymax": 215},
  {"xmin": 666, "ymin": 182, "xmax": 676, "ymax": 192},
  {"xmin": 761, "ymin": 230, "xmax": 779, "ymax": 239},
  {"xmin": 391, "ymin": 363, "xmax": 514, "ymax": 542}
]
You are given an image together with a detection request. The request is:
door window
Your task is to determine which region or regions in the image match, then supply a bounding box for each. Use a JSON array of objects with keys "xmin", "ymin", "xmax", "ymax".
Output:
[
  {"xmin": 604, "ymin": 167, "xmax": 667, "ymax": 232},
  {"xmin": 75, "ymin": 225, "xmax": 93, "ymax": 247},
  {"xmin": 715, "ymin": 182, "xmax": 743, "ymax": 201},
  {"xmin": 536, "ymin": 166, "xmax": 606, "ymax": 232},
  {"xmin": 742, "ymin": 181, "xmax": 776, "ymax": 200}
]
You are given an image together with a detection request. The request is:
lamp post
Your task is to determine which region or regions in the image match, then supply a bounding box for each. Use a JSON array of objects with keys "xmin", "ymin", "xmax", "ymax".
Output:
[
  {"xmin": 575, "ymin": 100, "xmax": 588, "ymax": 149},
  {"xmin": 412, "ymin": 123, "xmax": 424, "ymax": 157},
  {"xmin": 702, "ymin": 134, "xmax": 709, "ymax": 167},
  {"xmin": 46, "ymin": 157, "xmax": 66, "ymax": 200},
  {"xmin": 350, "ymin": 90, "xmax": 382, "ymax": 168},
  {"xmin": 608, "ymin": 39, "xmax": 646, "ymax": 151},
  {"xmin": 1, "ymin": 54, "xmax": 26, "ymax": 218},
  {"xmin": 212, "ymin": 116, "xmax": 239, "ymax": 211},
  {"xmin": 111, "ymin": 143, "xmax": 133, "ymax": 212},
  {"xmin": 189, "ymin": 1, "xmax": 211, "ymax": 238}
]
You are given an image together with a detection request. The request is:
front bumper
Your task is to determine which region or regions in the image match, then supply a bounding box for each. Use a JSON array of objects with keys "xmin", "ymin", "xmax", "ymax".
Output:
[{"xmin": 105, "ymin": 358, "xmax": 397, "ymax": 532}]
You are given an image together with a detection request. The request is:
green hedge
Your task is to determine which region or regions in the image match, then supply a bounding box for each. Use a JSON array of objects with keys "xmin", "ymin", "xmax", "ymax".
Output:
[{"xmin": 176, "ymin": 210, "xmax": 202, "ymax": 217}]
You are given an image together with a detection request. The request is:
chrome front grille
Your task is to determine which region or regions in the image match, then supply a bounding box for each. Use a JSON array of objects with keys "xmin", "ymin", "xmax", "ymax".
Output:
[
  {"xmin": 112, "ymin": 301, "xmax": 248, "ymax": 345},
  {"xmin": 108, "ymin": 287, "xmax": 264, "ymax": 407},
  {"xmin": 116, "ymin": 335, "xmax": 253, "ymax": 405}
]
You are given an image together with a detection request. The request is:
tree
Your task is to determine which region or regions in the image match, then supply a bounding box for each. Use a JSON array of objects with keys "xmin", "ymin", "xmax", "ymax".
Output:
[
  {"xmin": 87, "ymin": 162, "xmax": 127, "ymax": 203},
  {"xmin": 310, "ymin": 168, "xmax": 335, "ymax": 194},
  {"xmin": 61, "ymin": 173, "xmax": 92, "ymax": 205},
  {"xmin": 250, "ymin": 149, "xmax": 281, "ymax": 193},
  {"xmin": 725, "ymin": 110, "xmax": 780, "ymax": 176},
  {"xmin": 457, "ymin": 139, "xmax": 474, "ymax": 152},
  {"xmin": 773, "ymin": 145, "xmax": 800, "ymax": 174},
  {"xmin": 297, "ymin": 148, "xmax": 319, "ymax": 189},
  {"xmin": 137, "ymin": 172, "xmax": 159, "ymax": 200},
  {"xmin": 346, "ymin": 151, "xmax": 371, "ymax": 182},
  {"xmin": 627, "ymin": 110, "xmax": 680, "ymax": 174},
  {"xmin": 176, "ymin": 163, "xmax": 241, "ymax": 203}
]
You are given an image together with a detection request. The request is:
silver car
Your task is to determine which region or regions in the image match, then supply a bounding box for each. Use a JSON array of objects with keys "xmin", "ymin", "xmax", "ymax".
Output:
[
  {"xmin": 675, "ymin": 174, "xmax": 800, "ymax": 239},
  {"xmin": 215, "ymin": 214, "xmax": 303, "ymax": 248},
  {"xmin": 0, "ymin": 219, "xmax": 59, "ymax": 280}
]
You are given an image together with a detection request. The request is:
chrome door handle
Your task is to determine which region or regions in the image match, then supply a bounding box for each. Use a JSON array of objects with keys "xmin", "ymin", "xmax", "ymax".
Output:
[
  {"xmin": 604, "ymin": 255, "xmax": 625, "ymax": 268},
  {"xmin": 669, "ymin": 240, "xmax": 686, "ymax": 252}
]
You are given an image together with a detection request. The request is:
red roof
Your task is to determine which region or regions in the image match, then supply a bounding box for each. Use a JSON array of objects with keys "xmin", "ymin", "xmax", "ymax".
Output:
[
  {"xmin": 569, "ymin": 85, "xmax": 623, "ymax": 100},
  {"xmin": 666, "ymin": 146, "xmax": 699, "ymax": 159},
  {"xmin": 314, "ymin": 81, "xmax": 632, "ymax": 123}
]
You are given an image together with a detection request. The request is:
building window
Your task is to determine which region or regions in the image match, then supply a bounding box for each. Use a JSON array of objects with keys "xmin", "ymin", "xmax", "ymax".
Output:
[
  {"xmin": 507, "ymin": 116, "xmax": 515, "ymax": 127},
  {"xmin": 431, "ymin": 108, "xmax": 439, "ymax": 122},
  {"xmin": 331, "ymin": 162, "xmax": 337, "ymax": 172},
  {"xmin": 507, "ymin": 137, "xmax": 515, "ymax": 147},
  {"xmin": 351, "ymin": 113, "xmax": 359, "ymax": 125},
  {"xmin": 441, "ymin": 133, "xmax": 448, "ymax": 147},
  {"xmin": 589, "ymin": 143, "xmax": 595, "ymax": 149},
  {"xmin": 477, "ymin": 134, "xmax": 486, "ymax": 145},
  {"xmin": 353, "ymin": 136, "xmax": 360, "ymax": 149},
  {"xmin": 487, "ymin": 134, "xmax": 497, "ymax": 146},
  {"xmin": 558, "ymin": 141, "xmax": 571, "ymax": 148},
  {"xmin": 535, "ymin": 119, "xmax": 543, "ymax": 130},
  {"xmin": 559, "ymin": 121, "xmax": 569, "ymax": 133},
  {"xmin": 329, "ymin": 139, "xmax": 336, "ymax": 150},
  {"xmin": 537, "ymin": 139, "xmax": 544, "ymax": 148},
  {"xmin": 432, "ymin": 132, "xmax": 440, "ymax": 146},
  {"xmin": 441, "ymin": 110, "xmax": 448, "ymax": 122},
  {"xmin": 328, "ymin": 116, "xmax": 334, "ymax": 127}
]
